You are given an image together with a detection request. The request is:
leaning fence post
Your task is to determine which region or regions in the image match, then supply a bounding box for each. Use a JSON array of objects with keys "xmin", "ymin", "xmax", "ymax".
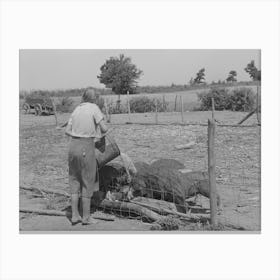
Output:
[{"xmin": 208, "ymin": 118, "xmax": 217, "ymax": 227}]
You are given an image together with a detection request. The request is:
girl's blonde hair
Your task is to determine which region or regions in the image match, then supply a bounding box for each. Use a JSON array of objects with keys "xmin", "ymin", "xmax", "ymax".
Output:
[{"xmin": 82, "ymin": 87, "xmax": 96, "ymax": 103}]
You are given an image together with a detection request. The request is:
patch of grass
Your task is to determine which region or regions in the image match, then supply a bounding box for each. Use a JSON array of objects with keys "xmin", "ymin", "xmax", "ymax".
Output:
[
  {"xmin": 151, "ymin": 215, "xmax": 181, "ymax": 231},
  {"xmin": 187, "ymin": 220, "xmax": 226, "ymax": 231}
]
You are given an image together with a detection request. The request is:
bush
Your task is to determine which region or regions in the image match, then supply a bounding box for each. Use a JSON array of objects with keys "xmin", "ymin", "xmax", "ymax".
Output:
[
  {"xmin": 198, "ymin": 87, "xmax": 256, "ymax": 112},
  {"xmin": 230, "ymin": 87, "xmax": 256, "ymax": 111},
  {"xmin": 56, "ymin": 97, "xmax": 74, "ymax": 113},
  {"xmin": 198, "ymin": 88, "xmax": 231, "ymax": 111},
  {"xmin": 129, "ymin": 96, "xmax": 167, "ymax": 113},
  {"xmin": 129, "ymin": 96, "xmax": 155, "ymax": 113}
]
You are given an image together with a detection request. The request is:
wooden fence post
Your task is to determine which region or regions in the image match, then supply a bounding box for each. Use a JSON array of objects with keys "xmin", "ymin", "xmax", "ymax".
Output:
[
  {"xmin": 155, "ymin": 99, "xmax": 158, "ymax": 124},
  {"xmin": 127, "ymin": 90, "xmax": 131, "ymax": 123},
  {"xmin": 256, "ymin": 85, "xmax": 261, "ymax": 124},
  {"xmin": 104, "ymin": 99, "xmax": 111, "ymax": 123},
  {"xmin": 50, "ymin": 98, "xmax": 58, "ymax": 127},
  {"xmin": 162, "ymin": 94, "xmax": 166, "ymax": 112},
  {"xmin": 180, "ymin": 95, "xmax": 184, "ymax": 123},
  {"xmin": 211, "ymin": 97, "xmax": 215, "ymax": 120},
  {"xmin": 208, "ymin": 118, "xmax": 217, "ymax": 227},
  {"xmin": 116, "ymin": 94, "xmax": 121, "ymax": 113},
  {"xmin": 174, "ymin": 95, "xmax": 178, "ymax": 111}
]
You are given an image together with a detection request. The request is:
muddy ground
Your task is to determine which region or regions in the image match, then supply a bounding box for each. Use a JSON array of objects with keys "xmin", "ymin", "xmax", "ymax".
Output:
[{"xmin": 19, "ymin": 111, "xmax": 260, "ymax": 231}]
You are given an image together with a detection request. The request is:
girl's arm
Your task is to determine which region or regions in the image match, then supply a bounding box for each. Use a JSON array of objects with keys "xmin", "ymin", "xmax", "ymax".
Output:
[
  {"xmin": 65, "ymin": 118, "xmax": 72, "ymax": 136},
  {"xmin": 99, "ymin": 119, "xmax": 108, "ymax": 134}
]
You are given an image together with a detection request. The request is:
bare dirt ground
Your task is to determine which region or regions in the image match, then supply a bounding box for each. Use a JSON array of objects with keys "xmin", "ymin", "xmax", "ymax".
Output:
[{"xmin": 19, "ymin": 110, "xmax": 260, "ymax": 231}]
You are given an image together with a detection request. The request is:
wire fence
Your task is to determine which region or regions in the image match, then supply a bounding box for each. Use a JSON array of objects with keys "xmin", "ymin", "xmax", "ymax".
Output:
[
  {"xmin": 102, "ymin": 86, "xmax": 261, "ymax": 127},
  {"xmin": 95, "ymin": 116, "xmax": 261, "ymax": 229}
]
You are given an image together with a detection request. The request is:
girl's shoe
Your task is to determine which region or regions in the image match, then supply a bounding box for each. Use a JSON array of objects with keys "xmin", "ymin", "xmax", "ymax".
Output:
[
  {"xmin": 82, "ymin": 217, "xmax": 98, "ymax": 225},
  {"xmin": 71, "ymin": 216, "xmax": 82, "ymax": 226}
]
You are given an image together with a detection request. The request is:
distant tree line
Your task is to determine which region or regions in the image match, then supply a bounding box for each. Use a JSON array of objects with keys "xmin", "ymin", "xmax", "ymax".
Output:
[
  {"xmin": 19, "ymin": 80, "xmax": 260, "ymax": 100},
  {"xmin": 189, "ymin": 60, "xmax": 261, "ymax": 85},
  {"xmin": 20, "ymin": 55, "xmax": 261, "ymax": 99}
]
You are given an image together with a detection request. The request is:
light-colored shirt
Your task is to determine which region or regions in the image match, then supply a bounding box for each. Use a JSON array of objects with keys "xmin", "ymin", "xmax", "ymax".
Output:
[{"xmin": 66, "ymin": 102, "xmax": 104, "ymax": 138}]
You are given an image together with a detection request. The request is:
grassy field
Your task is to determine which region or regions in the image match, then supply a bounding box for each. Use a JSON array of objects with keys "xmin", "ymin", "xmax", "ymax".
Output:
[
  {"xmin": 51, "ymin": 89, "xmax": 202, "ymax": 112},
  {"xmin": 48, "ymin": 85, "xmax": 258, "ymax": 113},
  {"xmin": 19, "ymin": 109, "xmax": 260, "ymax": 231}
]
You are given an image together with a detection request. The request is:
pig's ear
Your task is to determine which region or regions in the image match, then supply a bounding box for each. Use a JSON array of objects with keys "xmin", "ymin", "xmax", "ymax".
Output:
[{"xmin": 127, "ymin": 189, "xmax": 134, "ymax": 201}]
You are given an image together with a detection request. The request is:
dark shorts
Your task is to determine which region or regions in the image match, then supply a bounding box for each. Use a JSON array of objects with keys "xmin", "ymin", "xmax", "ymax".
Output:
[{"xmin": 68, "ymin": 137, "xmax": 99, "ymax": 198}]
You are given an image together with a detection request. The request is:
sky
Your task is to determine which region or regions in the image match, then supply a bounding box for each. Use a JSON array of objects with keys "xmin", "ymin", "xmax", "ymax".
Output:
[{"xmin": 19, "ymin": 49, "xmax": 260, "ymax": 91}]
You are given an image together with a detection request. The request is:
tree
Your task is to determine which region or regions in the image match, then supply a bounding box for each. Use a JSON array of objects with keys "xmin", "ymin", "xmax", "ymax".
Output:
[
  {"xmin": 244, "ymin": 60, "xmax": 261, "ymax": 81},
  {"xmin": 226, "ymin": 70, "xmax": 237, "ymax": 83},
  {"xmin": 97, "ymin": 54, "xmax": 143, "ymax": 96},
  {"xmin": 193, "ymin": 68, "xmax": 206, "ymax": 84}
]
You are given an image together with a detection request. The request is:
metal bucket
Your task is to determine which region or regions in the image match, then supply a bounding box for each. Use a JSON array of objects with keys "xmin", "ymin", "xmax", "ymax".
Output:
[{"xmin": 95, "ymin": 134, "xmax": 120, "ymax": 169}]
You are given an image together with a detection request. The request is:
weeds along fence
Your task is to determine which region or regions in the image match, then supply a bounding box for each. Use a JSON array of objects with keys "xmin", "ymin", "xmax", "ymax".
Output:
[
  {"xmin": 103, "ymin": 93, "xmax": 195, "ymax": 125},
  {"xmin": 104, "ymin": 92, "xmax": 198, "ymax": 114},
  {"xmin": 100, "ymin": 86, "xmax": 260, "ymax": 126}
]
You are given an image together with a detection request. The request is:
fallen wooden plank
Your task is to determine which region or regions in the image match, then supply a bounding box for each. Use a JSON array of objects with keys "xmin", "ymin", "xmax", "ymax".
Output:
[
  {"xmin": 99, "ymin": 199, "xmax": 161, "ymax": 222},
  {"xmin": 130, "ymin": 197, "xmax": 206, "ymax": 221},
  {"xmin": 20, "ymin": 207, "xmax": 115, "ymax": 221},
  {"xmin": 20, "ymin": 208, "xmax": 66, "ymax": 216},
  {"xmin": 174, "ymin": 141, "xmax": 196, "ymax": 150},
  {"xmin": 92, "ymin": 212, "xmax": 115, "ymax": 221},
  {"xmin": 20, "ymin": 185, "xmax": 70, "ymax": 197},
  {"xmin": 132, "ymin": 197, "xmax": 177, "ymax": 211}
]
